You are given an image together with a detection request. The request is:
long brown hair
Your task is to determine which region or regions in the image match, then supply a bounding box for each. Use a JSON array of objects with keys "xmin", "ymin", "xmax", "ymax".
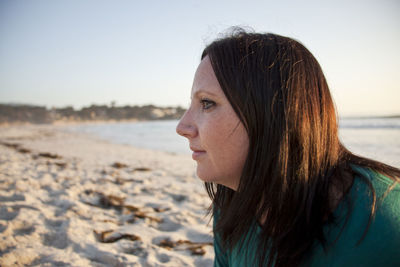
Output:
[{"xmin": 202, "ymin": 28, "xmax": 400, "ymax": 266}]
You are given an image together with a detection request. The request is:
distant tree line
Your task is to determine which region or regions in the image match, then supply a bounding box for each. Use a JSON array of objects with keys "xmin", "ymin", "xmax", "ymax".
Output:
[{"xmin": 0, "ymin": 104, "xmax": 186, "ymax": 124}]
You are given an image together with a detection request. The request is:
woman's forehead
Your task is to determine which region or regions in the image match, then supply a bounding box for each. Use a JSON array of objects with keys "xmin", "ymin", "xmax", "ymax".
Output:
[{"xmin": 191, "ymin": 56, "xmax": 222, "ymax": 97}]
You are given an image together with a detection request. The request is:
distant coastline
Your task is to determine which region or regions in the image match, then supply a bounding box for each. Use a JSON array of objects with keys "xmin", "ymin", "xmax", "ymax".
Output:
[
  {"xmin": 1, "ymin": 103, "xmax": 399, "ymax": 126},
  {"xmin": 0, "ymin": 103, "xmax": 186, "ymax": 125},
  {"xmin": 340, "ymin": 115, "xmax": 400, "ymax": 119}
]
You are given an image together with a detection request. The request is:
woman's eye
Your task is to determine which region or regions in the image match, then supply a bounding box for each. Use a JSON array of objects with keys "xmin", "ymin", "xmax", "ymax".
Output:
[{"xmin": 200, "ymin": 99, "xmax": 215, "ymax": 110}]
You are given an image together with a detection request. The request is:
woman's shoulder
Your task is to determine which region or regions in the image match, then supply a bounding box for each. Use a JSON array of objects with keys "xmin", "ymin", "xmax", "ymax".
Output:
[
  {"xmin": 349, "ymin": 164, "xmax": 400, "ymax": 229},
  {"xmin": 307, "ymin": 164, "xmax": 400, "ymax": 266},
  {"xmin": 350, "ymin": 164, "xmax": 400, "ymax": 189},
  {"xmin": 350, "ymin": 164, "xmax": 400, "ymax": 206},
  {"xmin": 330, "ymin": 164, "xmax": 400, "ymax": 264}
]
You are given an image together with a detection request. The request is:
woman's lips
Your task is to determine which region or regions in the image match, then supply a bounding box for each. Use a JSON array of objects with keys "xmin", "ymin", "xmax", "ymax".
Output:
[
  {"xmin": 192, "ymin": 151, "xmax": 206, "ymax": 160},
  {"xmin": 190, "ymin": 147, "xmax": 206, "ymax": 160}
]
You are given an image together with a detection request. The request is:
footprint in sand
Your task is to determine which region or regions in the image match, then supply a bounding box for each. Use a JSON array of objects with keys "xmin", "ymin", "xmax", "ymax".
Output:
[
  {"xmin": 41, "ymin": 231, "xmax": 69, "ymax": 249},
  {"xmin": 156, "ymin": 253, "xmax": 171, "ymax": 263},
  {"xmin": 41, "ymin": 219, "xmax": 70, "ymax": 249},
  {"xmin": 0, "ymin": 193, "xmax": 25, "ymax": 202},
  {"xmin": 118, "ymin": 240, "xmax": 148, "ymax": 258},
  {"xmin": 14, "ymin": 225, "xmax": 35, "ymax": 236},
  {"xmin": 0, "ymin": 205, "xmax": 39, "ymax": 221},
  {"xmin": 45, "ymin": 218, "xmax": 65, "ymax": 228},
  {"xmin": 0, "ymin": 222, "xmax": 7, "ymax": 233},
  {"xmin": 12, "ymin": 221, "xmax": 35, "ymax": 236},
  {"xmin": 45, "ymin": 198, "xmax": 75, "ymax": 217},
  {"xmin": 156, "ymin": 217, "xmax": 182, "ymax": 232},
  {"xmin": 0, "ymin": 206, "xmax": 20, "ymax": 220},
  {"xmin": 170, "ymin": 193, "xmax": 187, "ymax": 203}
]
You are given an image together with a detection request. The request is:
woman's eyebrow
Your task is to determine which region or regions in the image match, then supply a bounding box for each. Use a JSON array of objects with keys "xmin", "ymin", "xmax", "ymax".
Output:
[{"xmin": 193, "ymin": 89, "xmax": 219, "ymax": 98}]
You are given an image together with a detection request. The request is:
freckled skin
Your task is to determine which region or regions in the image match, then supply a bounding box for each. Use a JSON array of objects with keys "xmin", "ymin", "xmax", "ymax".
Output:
[{"xmin": 176, "ymin": 56, "xmax": 249, "ymax": 191}]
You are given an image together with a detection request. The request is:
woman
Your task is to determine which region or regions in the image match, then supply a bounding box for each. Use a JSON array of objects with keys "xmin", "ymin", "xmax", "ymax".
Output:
[{"xmin": 176, "ymin": 29, "xmax": 400, "ymax": 266}]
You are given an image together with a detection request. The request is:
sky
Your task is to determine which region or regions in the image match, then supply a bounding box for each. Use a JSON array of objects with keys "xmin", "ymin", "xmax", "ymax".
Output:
[{"xmin": 0, "ymin": 0, "xmax": 399, "ymax": 116}]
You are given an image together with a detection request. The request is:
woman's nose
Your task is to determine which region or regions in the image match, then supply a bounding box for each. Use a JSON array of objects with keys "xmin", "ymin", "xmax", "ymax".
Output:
[{"xmin": 176, "ymin": 111, "xmax": 197, "ymax": 138}]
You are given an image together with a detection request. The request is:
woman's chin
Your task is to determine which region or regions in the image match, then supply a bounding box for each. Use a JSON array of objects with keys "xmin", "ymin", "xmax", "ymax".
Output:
[
  {"xmin": 196, "ymin": 169, "xmax": 238, "ymax": 190},
  {"xmin": 196, "ymin": 172, "xmax": 212, "ymax": 183},
  {"xmin": 196, "ymin": 168, "xmax": 215, "ymax": 183}
]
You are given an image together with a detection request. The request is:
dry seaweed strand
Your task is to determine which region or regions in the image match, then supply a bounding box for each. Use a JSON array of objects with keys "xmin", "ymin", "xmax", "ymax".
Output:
[
  {"xmin": 81, "ymin": 191, "xmax": 163, "ymax": 223},
  {"xmin": 111, "ymin": 162, "xmax": 129, "ymax": 169},
  {"xmin": 158, "ymin": 238, "xmax": 213, "ymax": 256},
  {"xmin": 93, "ymin": 229, "xmax": 141, "ymax": 243}
]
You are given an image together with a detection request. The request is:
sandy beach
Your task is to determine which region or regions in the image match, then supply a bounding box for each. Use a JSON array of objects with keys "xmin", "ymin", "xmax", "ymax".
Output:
[{"xmin": 0, "ymin": 124, "xmax": 214, "ymax": 266}]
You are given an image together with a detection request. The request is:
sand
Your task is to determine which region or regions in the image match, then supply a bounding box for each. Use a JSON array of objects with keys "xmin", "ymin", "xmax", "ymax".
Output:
[{"xmin": 0, "ymin": 124, "xmax": 214, "ymax": 267}]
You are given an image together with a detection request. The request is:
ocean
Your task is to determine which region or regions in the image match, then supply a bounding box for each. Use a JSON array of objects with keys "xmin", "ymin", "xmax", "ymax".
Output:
[{"xmin": 65, "ymin": 118, "xmax": 400, "ymax": 168}]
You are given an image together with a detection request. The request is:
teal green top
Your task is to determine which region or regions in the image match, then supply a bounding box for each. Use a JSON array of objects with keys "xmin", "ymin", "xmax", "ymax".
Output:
[{"xmin": 214, "ymin": 166, "xmax": 400, "ymax": 266}]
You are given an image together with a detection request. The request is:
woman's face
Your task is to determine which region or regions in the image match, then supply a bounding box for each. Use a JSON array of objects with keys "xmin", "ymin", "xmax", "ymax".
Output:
[{"xmin": 176, "ymin": 56, "xmax": 249, "ymax": 191}]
